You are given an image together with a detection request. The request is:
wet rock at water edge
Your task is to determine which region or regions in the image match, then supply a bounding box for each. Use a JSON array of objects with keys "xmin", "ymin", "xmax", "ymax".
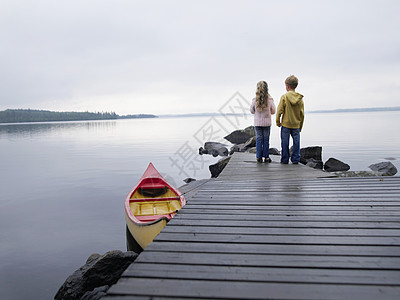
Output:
[
  {"xmin": 200, "ymin": 142, "xmax": 229, "ymax": 157},
  {"xmin": 369, "ymin": 161, "xmax": 398, "ymax": 176},
  {"xmin": 198, "ymin": 147, "xmax": 208, "ymax": 155},
  {"xmin": 54, "ymin": 250, "xmax": 138, "ymax": 300},
  {"xmin": 80, "ymin": 285, "xmax": 109, "ymax": 300},
  {"xmin": 324, "ymin": 157, "xmax": 350, "ymax": 172},
  {"xmin": 300, "ymin": 146, "xmax": 322, "ymax": 164},
  {"xmin": 209, "ymin": 156, "xmax": 231, "ymax": 178}
]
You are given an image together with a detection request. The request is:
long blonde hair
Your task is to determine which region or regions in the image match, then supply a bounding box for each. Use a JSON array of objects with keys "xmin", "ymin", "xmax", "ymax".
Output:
[{"xmin": 256, "ymin": 81, "xmax": 269, "ymax": 112}]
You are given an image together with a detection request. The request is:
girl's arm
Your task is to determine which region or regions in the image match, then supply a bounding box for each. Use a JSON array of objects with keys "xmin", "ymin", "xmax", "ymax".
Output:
[
  {"xmin": 269, "ymin": 96, "xmax": 276, "ymax": 115},
  {"xmin": 250, "ymin": 99, "xmax": 256, "ymax": 114}
]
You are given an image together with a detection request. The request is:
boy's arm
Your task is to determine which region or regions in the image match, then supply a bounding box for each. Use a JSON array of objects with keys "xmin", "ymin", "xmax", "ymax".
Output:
[{"xmin": 299, "ymin": 102, "xmax": 304, "ymax": 132}]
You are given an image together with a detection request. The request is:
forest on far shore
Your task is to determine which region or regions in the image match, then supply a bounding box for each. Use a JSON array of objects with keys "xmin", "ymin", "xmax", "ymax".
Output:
[{"xmin": 0, "ymin": 109, "xmax": 157, "ymax": 123}]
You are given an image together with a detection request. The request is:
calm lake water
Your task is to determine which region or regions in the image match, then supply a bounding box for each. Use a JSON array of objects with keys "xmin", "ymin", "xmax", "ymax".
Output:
[{"xmin": 0, "ymin": 111, "xmax": 399, "ymax": 299}]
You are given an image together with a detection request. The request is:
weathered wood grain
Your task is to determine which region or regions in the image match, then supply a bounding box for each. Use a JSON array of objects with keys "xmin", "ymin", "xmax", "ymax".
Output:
[{"xmin": 106, "ymin": 152, "xmax": 400, "ymax": 299}]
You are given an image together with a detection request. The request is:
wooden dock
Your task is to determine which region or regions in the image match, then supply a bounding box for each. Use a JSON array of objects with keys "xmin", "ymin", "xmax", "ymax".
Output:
[{"xmin": 105, "ymin": 152, "xmax": 400, "ymax": 300}]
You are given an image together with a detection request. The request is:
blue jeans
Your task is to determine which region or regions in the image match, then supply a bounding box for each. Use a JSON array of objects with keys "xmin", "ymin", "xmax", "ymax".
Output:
[
  {"xmin": 281, "ymin": 126, "xmax": 300, "ymax": 164},
  {"xmin": 255, "ymin": 126, "xmax": 271, "ymax": 159}
]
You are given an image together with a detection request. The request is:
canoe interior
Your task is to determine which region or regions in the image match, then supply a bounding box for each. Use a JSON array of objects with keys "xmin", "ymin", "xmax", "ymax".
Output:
[
  {"xmin": 129, "ymin": 180, "xmax": 182, "ymax": 223},
  {"xmin": 129, "ymin": 199, "xmax": 181, "ymax": 219}
]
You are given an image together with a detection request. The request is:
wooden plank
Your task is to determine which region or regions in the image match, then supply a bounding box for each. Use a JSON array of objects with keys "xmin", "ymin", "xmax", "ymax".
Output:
[
  {"xmin": 153, "ymin": 232, "xmax": 400, "ymax": 245},
  {"xmin": 169, "ymin": 219, "xmax": 400, "ymax": 229},
  {"xmin": 178, "ymin": 209, "xmax": 400, "ymax": 216},
  {"xmin": 178, "ymin": 205, "xmax": 400, "ymax": 211},
  {"xmin": 161, "ymin": 226, "xmax": 400, "ymax": 237},
  {"xmin": 135, "ymin": 250, "xmax": 400, "ymax": 269},
  {"xmin": 183, "ymin": 201, "xmax": 400, "ymax": 206},
  {"xmin": 145, "ymin": 241, "xmax": 400, "ymax": 256},
  {"xmin": 125, "ymin": 263, "xmax": 400, "ymax": 285},
  {"xmin": 173, "ymin": 214, "xmax": 400, "ymax": 222},
  {"xmin": 107, "ymin": 278, "xmax": 400, "ymax": 300}
]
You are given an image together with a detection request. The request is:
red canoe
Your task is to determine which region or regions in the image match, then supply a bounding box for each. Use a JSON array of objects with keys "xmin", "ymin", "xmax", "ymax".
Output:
[{"xmin": 125, "ymin": 163, "xmax": 186, "ymax": 250}]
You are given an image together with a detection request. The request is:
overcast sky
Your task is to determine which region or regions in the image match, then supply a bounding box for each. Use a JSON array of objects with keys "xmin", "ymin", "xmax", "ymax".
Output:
[{"xmin": 1, "ymin": 0, "xmax": 399, "ymax": 115}]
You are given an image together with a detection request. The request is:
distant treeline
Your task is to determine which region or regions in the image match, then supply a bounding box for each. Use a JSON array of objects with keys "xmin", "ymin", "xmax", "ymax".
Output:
[
  {"xmin": 0, "ymin": 109, "xmax": 158, "ymax": 123},
  {"xmin": 308, "ymin": 106, "xmax": 400, "ymax": 114}
]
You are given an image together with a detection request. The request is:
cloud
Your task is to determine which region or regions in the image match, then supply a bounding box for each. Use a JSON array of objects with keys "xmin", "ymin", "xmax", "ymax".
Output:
[{"xmin": 1, "ymin": 0, "xmax": 399, "ymax": 114}]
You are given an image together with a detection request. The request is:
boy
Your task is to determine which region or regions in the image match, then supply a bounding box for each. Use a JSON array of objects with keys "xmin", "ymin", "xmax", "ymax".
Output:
[{"xmin": 276, "ymin": 75, "xmax": 304, "ymax": 164}]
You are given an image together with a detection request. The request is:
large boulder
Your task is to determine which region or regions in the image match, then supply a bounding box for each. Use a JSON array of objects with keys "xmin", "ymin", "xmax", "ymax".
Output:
[
  {"xmin": 369, "ymin": 161, "xmax": 398, "ymax": 176},
  {"xmin": 300, "ymin": 146, "xmax": 322, "ymax": 164},
  {"xmin": 54, "ymin": 250, "xmax": 137, "ymax": 300},
  {"xmin": 224, "ymin": 126, "xmax": 255, "ymax": 144},
  {"xmin": 209, "ymin": 156, "xmax": 231, "ymax": 178},
  {"xmin": 324, "ymin": 157, "xmax": 350, "ymax": 172}
]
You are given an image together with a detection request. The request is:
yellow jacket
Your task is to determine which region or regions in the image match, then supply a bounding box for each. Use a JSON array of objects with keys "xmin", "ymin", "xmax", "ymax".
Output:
[{"xmin": 276, "ymin": 91, "xmax": 304, "ymax": 131}]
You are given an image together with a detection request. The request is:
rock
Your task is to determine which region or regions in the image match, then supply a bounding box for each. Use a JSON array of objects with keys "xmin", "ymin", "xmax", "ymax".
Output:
[
  {"xmin": 209, "ymin": 156, "xmax": 231, "ymax": 178},
  {"xmin": 203, "ymin": 142, "xmax": 228, "ymax": 157},
  {"xmin": 248, "ymin": 147, "xmax": 257, "ymax": 154},
  {"xmin": 224, "ymin": 126, "xmax": 255, "ymax": 144},
  {"xmin": 369, "ymin": 161, "xmax": 398, "ymax": 176},
  {"xmin": 269, "ymin": 148, "xmax": 280, "ymax": 156},
  {"xmin": 230, "ymin": 143, "xmax": 249, "ymax": 153},
  {"xmin": 230, "ymin": 144, "xmax": 240, "ymax": 153},
  {"xmin": 232, "ymin": 137, "xmax": 256, "ymax": 153},
  {"xmin": 243, "ymin": 136, "xmax": 256, "ymax": 149},
  {"xmin": 80, "ymin": 285, "xmax": 109, "ymax": 300},
  {"xmin": 54, "ymin": 250, "xmax": 138, "ymax": 300},
  {"xmin": 333, "ymin": 171, "xmax": 384, "ymax": 177},
  {"xmin": 217, "ymin": 148, "xmax": 229, "ymax": 156},
  {"xmin": 247, "ymin": 147, "xmax": 280, "ymax": 156},
  {"xmin": 324, "ymin": 158, "xmax": 350, "ymax": 172},
  {"xmin": 306, "ymin": 158, "xmax": 324, "ymax": 170},
  {"xmin": 198, "ymin": 147, "xmax": 208, "ymax": 155},
  {"xmin": 211, "ymin": 149, "xmax": 219, "ymax": 157},
  {"xmin": 243, "ymin": 125, "xmax": 255, "ymax": 136},
  {"xmin": 183, "ymin": 178, "xmax": 196, "ymax": 183},
  {"xmin": 300, "ymin": 146, "xmax": 322, "ymax": 164}
]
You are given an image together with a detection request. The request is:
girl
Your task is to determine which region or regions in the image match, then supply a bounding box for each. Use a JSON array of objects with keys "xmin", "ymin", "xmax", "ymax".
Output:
[{"xmin": 250, "ymin": 81, "xmax": 276, "ymax": 163}]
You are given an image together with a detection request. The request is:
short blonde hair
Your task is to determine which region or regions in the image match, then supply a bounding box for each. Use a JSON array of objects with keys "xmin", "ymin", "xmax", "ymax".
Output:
[{"xmin": 285, "ymin": 75, "xmax": 298, "ymax": 89}]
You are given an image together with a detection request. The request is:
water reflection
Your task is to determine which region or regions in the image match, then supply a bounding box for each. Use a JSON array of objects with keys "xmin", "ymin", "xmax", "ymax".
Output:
[{"xmin": 0, "ymin": 120, "xmax": 117, "ymax": 138}]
